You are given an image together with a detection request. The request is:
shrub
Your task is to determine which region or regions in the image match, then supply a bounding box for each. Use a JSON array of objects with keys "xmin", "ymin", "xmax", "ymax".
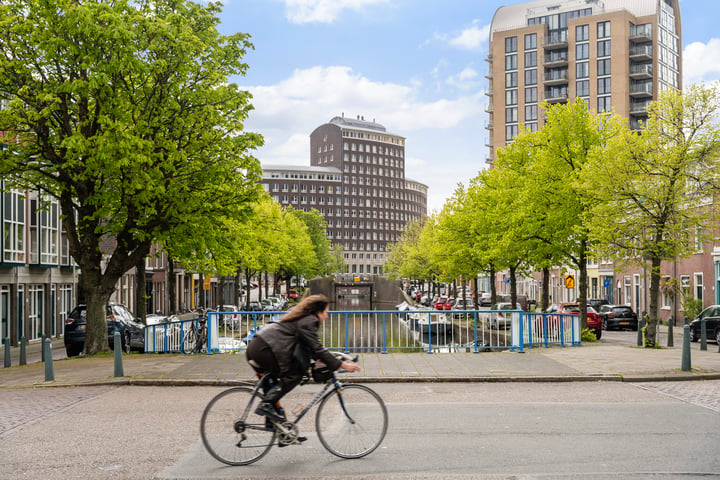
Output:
[{"xmin": 581, "ymin": 328, "xmax": 597, "ymax": 342}]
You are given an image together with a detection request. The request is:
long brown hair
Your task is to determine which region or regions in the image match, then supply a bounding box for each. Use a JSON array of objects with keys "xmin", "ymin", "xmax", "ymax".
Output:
[{"xmin": 280, "ymin": 294, "xmax": 330, "ymax": 322}]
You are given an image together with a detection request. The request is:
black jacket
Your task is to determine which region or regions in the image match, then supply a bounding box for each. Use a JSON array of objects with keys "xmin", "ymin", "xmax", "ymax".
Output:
[{"xmin": 253, "ymin": 314, "xmax": 342, "ymax": 375}]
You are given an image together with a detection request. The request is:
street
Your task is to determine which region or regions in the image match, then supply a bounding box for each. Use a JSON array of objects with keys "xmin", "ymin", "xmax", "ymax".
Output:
[{"xmin": 2, "ymin": 381, "xmax": 718, "ymax": 479}]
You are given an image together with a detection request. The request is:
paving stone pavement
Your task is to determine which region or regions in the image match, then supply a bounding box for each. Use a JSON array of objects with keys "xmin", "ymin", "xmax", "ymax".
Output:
[
  {"xmin": 632, "ymin": 379, "xmax": 720, "ymax": 412},
  {"xmin": 0, "ymin": 386, "xmax": 115, "ymax": 437}
]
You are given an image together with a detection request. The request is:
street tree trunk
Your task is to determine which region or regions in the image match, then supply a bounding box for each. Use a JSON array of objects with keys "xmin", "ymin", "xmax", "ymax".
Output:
[
  {"xmin": 646, "ymin": 255, "xmax": 662, "ymax": 347},
  {"xmin": 168, "ymin": 258, "xmax": 177, "ymax": 315},
  {"xmin": 136, "ymin": 258, "xmax": 147, "ymax": 322},
  {"xmin": 541, "ymin": 267, "xmax": 550, "ymax": 311}
]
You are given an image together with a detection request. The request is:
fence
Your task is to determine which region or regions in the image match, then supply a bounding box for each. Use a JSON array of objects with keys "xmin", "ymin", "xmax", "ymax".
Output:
[{"xmin": 144, "ymin": 309, "xmax": 582, "ymax": 354}]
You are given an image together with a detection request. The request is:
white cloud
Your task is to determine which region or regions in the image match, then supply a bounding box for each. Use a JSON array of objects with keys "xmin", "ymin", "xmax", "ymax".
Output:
[
  {"xmin": 446, "ymin": 67, "xmax": 481, "ymax": 91},
  {"xmin": 437, "ymin": 20, "xmax": 490, "ymax": 51},
  {"xmin": 683, "ymin": 39, "xmax": 720, "ymax": 85},
  {"xmin": 281, "ymin": 0, "xmax": 391, "ymax": 24}
]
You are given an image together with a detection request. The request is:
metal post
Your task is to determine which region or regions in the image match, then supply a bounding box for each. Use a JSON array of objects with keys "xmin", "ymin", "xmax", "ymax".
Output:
[
  {"xmin": 3, "ymin": 337, "xmax": 10, "ymax": 368},
  {"xmin": 636, "ymin": 315, "xmax": 644, "ymax": 346},
  {"xmin": 113, "ymin": 331, "xmax": 124, "ymax": 377},
  {"xmin": 44, "ymin": 338, "xmax": 54, "ymax": 381},
  {"xmin": 667, "ymin": 317, "xmax": 673, "ymax": 347},
  {"xmin": 700, "ymin": 317, "xmax": 707, "ymax": 351},
  {"xmin": 681, "ymin": 325, "xmax": 691, "ymax": 372},
  {"xmin": 19, "ymin": 336, "xmax": 26, "ymax": 365}
]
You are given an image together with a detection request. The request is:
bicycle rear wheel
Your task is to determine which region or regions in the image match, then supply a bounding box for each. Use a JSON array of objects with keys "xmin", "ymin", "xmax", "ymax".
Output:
[
  {"xmin": 200, "ymin": 386, "xmax": 276, "ymax": 465},
  {"xmin": 182, "ymin": 328, "xmax": 197, "ymax": 354},
  {"xmin": 315, "ymin": 384, "xmax": 388, "ymax": 459}
]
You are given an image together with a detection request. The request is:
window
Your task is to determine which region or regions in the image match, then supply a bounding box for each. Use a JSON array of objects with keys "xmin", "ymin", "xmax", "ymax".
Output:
[
  {"xmin": 597, "ymin": 59, "xmax": 611, "ymax": 76},
  {"xmin": 505, "ymin": 36, "xmax": 518, "ymax": 53},
  {"xmin": 525, "ymin": 87, "xmax": 538, "ymax": 103},
  {"xmin": 525, "ymin": 104, "xmax": 537, "ymax": 121},
  {"xmin": 695, "ymin": 273, "xmax": 704, "ymax": 301},
  {"xmin": 576, "ymin": 62, "xmax": 589, "ymax": 78},
  {"xmin": 38, "ymin": 197, "xmax": 59, "ymax": 265},
  {"xmin": 524, "ymin": 69, "xmax": 537, "ymax": 85},
  {"xmin": 624, "ymin": 276, "xmax": 632, "ymax": 306},
  {"xmin": 524, "ymin": 51, "xmax": 537, "ymax": 68},
  {"xmin": 505, "ymin": 89, "xmax": 518, "ymax": 106},
  {"xmin": 3, "ymin": 189, "xmax": 25, "ymax": 263},
  {"xmin": 576, "ymin": 80, "xmax": 589, "ymax": 97},
  {"xmin": 597, "ymin": 21, "xmax": 611, "ymax": 39},
  {"xmin": 597, "ymin": 39, "xmax": 611, "ymax": 57},
  {"xmin": 505, "ymin": 72, "xmax": 518, "ymax": 88},
  {"xmin": 598, "ymin": 77, "xmax": 611, "ymax": 95},
  {"xmin": 506, "ymin": 107, "xmax": 518, "ymax": 123},
  {"xmin": 505, "ymin": 54, "xmax": 517, "ymax": 71},
  {"xmin": 576, "ymin": 43, "xmax": 589, "ymax": 60},
  {"xmin": 576, "ymin": 24, "xmax": 589, "ymax": 42},
  {"xmin": 524, "ymin": 33, "xmax": 537, "ymax": 50},
  {"xmin": 505, "ymin": 124, "xmax": 519, "ymax": 141},
  {"xmin": 598, "ymin": 96, "xmax": 612, "ymax": 112},
  {"xmin": 525, "ymin": 122, "xmax": 538, "ymax": 132}
]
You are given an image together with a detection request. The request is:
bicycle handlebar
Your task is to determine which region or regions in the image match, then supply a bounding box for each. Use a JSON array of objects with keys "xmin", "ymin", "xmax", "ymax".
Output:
[{"xmin": 331, "ymin": 351, "xmax": 359, "ymax": 363}]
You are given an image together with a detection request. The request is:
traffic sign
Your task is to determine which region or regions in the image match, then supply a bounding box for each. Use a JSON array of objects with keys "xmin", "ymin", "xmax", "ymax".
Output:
[{"xmin": 564, "ymin": 274, "xmax": 575, "ymax": 289}]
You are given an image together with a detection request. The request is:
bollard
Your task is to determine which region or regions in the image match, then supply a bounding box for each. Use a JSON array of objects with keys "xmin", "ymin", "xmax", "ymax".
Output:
[
  {"xmin": 19, "ymin": 336, "xmax": 26, "ymax": 365},
  {"xmin": 3, "ymin": 337, "xmax": 10, "ymax": 368},
  {"xmin": 681, "ymin": 325, "xmax": 691, "ymax": 372},
  {"xmin": 636, "ymin": 316, "xmax": 644, "ymax": 346},
  {"xmin": 44, "ymin": 338, "xmax": 54, "ymax": 381},
  {"xmin": 700, "ymin": 317, "xmax": 707, "ymax": 351},
  {"xmin": 684, "ymin": 315, "xmax": 689, "ymax": 325},
  {"xmin": 667, "ymin": 317, "xmax": 673, "ymax": 347},
  {"xmin": 113, "ymin": 331, "xmax": 124, "ymax": 377}
]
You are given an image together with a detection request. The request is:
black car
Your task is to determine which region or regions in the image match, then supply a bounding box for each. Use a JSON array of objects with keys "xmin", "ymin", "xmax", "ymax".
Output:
[
  {"xmin": 588, "ymin": 298, "xmax": 610, "ymax": 311},
  {"xmin": 64, "ymin": 304, "xmax": 145, "ymax": 357},
  {"xmin": 598, "ymin": 304, "xmax": 638, "ymax": 331},
  {"xmin": 689, "ymin": 305, "xmax": 720, "ymax": 343}
]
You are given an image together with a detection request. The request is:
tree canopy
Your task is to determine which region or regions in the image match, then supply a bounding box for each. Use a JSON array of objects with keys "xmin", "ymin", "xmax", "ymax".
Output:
[{"xmin": 0, "ymin": 0, "xmax": 263, "ymax": 353}]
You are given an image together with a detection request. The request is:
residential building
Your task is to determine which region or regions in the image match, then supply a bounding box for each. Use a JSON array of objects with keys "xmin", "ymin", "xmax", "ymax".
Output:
[{"xmin": 260, "ymin": 115, "xmax": 428, "ymax": 275}]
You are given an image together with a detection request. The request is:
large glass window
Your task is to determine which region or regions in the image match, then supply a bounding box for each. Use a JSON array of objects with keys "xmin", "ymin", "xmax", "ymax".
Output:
[
  {"xmin": 597, "ymin": 21, "xmax": 611, "ymax": 39},
  {"xmin": 505, "ymin": 124, "xmax": 519, "ymax": 141},
  {"xmin": 506, "ymin": 107, "xmax": 518, "ymax": 123},
  {"xmin": 3, "ymin": 189, "xmax": 25, "ymax": 263},
  {"xmin": 525, "ymin": 87, "xmax": 538, "ymax": 103},
  {"xmin": 524, "ymin": 69, "xmax": 537, "ymax": 86},
  {"xmin": 576, "ymin": 24, "xmax": 589, "ymax": 42},
  {"xmin": 597, "ymin": 59, "xmax": 611, "ymax": 76},
  {"xmin": 598, "ymin": 77, "xmax": 611, "ymax": 95},
  {"xmin": 505, "ymin": 36, "xmax": 518, "ymax": 53},
  {"xmin": 524, "ymin": 33, "xmax": 537, "ymax": 50},
  {"xmin": 505, "ymin": 89, "xmax": 518, "ymax": 106},
  {"xmin": 525, "ymin": 104, "xmax": 538, "ymax": 121},
  {"xmin": 576, "ymin": 43, "xmax": 589, "ymax": 60},
  {"xmin": 505, "ymin": 54, "xmax": 517, "ymax": 71},
  {"xmin": 506, "ymin": 72, "xmax": 518, "ymax": 88},
  {"xmin": 598, "ymin": 96, "xmax": 612, "ymax": 112},
  {"xmin": 524, "ymin": 51, "xmax": 537, "ymax": 68},
  {"xmin": 597, "ymin": 39, "xmax": 611, "ymax": 57},
  {"xmin": 576, "ymin": 62, "xmax": 589, "ymax": 78},
  {"xmin": 576, "ymin": 80, "xmax": 589, "ymax": 97}
]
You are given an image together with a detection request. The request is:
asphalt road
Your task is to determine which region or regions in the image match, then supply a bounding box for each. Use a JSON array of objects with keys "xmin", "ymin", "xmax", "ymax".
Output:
[{"xmin": 2, "ymin": 381, "xmax": 719, "ymax": 479}]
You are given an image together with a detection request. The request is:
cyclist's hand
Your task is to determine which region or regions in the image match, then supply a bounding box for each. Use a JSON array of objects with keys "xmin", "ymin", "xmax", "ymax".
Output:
[{"xmin": 340, "ymin": 361, "xmax": 361, "ymax": 373}]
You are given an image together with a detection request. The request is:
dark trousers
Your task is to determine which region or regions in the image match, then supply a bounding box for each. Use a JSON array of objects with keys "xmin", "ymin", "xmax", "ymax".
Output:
[{"xmin": 246, "ymin": 336, "xmax": 302, "ymax": 397}]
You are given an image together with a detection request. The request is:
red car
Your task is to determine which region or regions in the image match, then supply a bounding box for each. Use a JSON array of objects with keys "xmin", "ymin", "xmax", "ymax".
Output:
[
  {"xmin": 558, "ymin": 303, "xmax": 602, "ymax": 339},
  {"xmin": 434, "ymin": 296, "xmax": 449, "ymax": 310}
]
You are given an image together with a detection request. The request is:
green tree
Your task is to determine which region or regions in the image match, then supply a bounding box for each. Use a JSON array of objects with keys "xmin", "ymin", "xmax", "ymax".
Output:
[
  {"xmin": 584, "ymin": 84, "xmax": 720, "ymax": 346},
  {"xmin": 0, "ymin": 0, "xmax": 262, "ymax": 354}
]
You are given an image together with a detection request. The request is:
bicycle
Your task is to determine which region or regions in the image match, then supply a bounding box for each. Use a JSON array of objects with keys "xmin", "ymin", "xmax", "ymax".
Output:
[
  {"xmin": 200, "ymin": 352, "xmax": 388, "ymax": 465},
  {"xmin": 182, "ymin": 314, "xmax": 207, "ymax": 354}
]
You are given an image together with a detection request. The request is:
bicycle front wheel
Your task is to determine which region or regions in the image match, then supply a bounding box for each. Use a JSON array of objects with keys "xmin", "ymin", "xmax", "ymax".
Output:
[
  {"xmin": 182, "ymin": 328, "xmax": 197, "ymax": 354},
  {"xmin": 200, "ymin": 386, "xmax": 276, "ymax": 466},
  {"xmin": 315, "ymin": 384, "xmax": 388, "ymax": 459}
]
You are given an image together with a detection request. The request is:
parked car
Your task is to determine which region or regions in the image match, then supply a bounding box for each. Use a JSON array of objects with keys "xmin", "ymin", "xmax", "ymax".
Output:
[
  {"xmin": 689, "ymin": 305, "xmax": 720, "ymax": 343},
  {"xmin": 214, "ymin": 305, "xmax": 240, "ymax": 327},
  {"xmin": 452, "ymin": 298, "xmax": 476, "ymax": 318},
  {"xmin": 246, "ymin": 301, "xmax": 263, "ymax": 312},
  {"xmin": 557, "ymin": 303, "xmax": 602, "ymax": 339},
  {"xmin": 598, "ymin": 304, "xmax": 638, "ymax": 331},
  {"xmin": 588, "ymin": 298, "xmax": 610, "ymax": 311},
  {"xmin": 485, "ymin": 302, "xmax": 522, "ymax": 329},
  {"xmin": 285, "ymin": 289, "xmax": 299, "ymax": 300},
  {"xmin": 479, "ymin": 292, "xmax": 492, "ymax": 307},
  {"xmin": 434, "ymin": 296, "xmax": 450, "ymax": 310},
  {"xmin": 64, "ymin": 303, "xmax": 145, "ymax": 357}
]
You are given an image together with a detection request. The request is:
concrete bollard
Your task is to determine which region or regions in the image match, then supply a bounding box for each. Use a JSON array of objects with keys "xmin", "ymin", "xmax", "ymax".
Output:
[
  {"xmin": 19, "ymin": 336, "xmax": 26, "ymax": 365},
  {"xmin": 113, "ymin": 331, "xmax": 124, "ymax": 377},
  {"xmin": 667, "ymin": 317, "xmax": 673, "ymax": 347},
  {"xmin": 44, "ymin": 338, "xmax": 54, "ymax": 381},
  {"xmin": 681, "ymin": 325, "xmax": 691, "ymax": 372},
  {"xmin": 3, "ymin": 337, "xmax": 10, "ymax": 368},
  {"xmin": 700, "ymin": 318, "xmax": 707, "ymax": 351}
]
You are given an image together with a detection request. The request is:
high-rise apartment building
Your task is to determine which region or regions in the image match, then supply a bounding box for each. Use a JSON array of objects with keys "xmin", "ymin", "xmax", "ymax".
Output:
[
  {"xmin": 486, "ymin": 0, "xmax": 682, "ymax": 164},
  {"xmin": 261, "ymin": 115, "xmax": 428, "ymax": 275}
]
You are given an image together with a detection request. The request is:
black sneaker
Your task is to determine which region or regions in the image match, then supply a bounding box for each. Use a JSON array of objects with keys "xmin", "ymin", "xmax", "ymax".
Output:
[
  {"xmin": 278, "ymin": 436, "xmax": 307, "ymax": 447},
  {"xmin": 255, "ymin": 402, "xmax": 285, "ymax": 423}
]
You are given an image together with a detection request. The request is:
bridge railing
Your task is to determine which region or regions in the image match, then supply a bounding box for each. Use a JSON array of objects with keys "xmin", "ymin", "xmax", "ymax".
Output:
[{"xmin": 144, "ymin": 309, "xmax": 582, "ymax": 354}]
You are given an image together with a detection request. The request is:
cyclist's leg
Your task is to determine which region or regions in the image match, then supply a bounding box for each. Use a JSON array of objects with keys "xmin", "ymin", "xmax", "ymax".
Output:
[{"xmin": 246, "ymin": 338, "xmax": 286, "ymax": 423}]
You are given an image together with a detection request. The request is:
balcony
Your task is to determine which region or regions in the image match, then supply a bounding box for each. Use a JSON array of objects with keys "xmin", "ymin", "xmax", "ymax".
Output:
[
  {"xmin": 543, "ymin": 31, "xmax": 568, "ymax": 50},
  {"xmin": 485, "ymin": 120, "xmax": 494, "ymax": 130},
  {"xmin": 630, "ymin": 45, "xmax": 653, "ymax": 61},
  {"xmin": 629, "ymin": 82, "xmax": 653, "ymax": 98},
  {"xmin": 543, "ymin": 88, "xmax": 569, "ymax": 104},
  {"xmin": 543, "ymin": 69, "xmax": 569, "ymax": 86},
  {"xmin": 543, "ymin": 52, "xmax": 568, "ymax": 67},
  {"xmin": 629, "ymin": 24, "xmax": 652, "ymax": 43},
  {"xmin": 630, "ymin": 63, "xmax": 653, "ymax": 80},
  {"xmin": 485, "ymin": 103, "xmax": 494, "ymax": 113},
  {"xmin": 630, "ymin": 100, "xmax": 652, "ymax": 115}
]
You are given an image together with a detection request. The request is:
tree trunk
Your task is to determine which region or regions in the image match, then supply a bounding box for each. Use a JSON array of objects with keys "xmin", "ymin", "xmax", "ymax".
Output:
[
  {"xmin": 135, "ymin": 259, "xmax": 147, "ymax": 322},
  {"xmin": 489, "ymin": 264, "xmax": 497, "ymax": 305},
  {"xmin": 168, "ymin": 258, "xmax": 176, "ymax": 315},
  {"xmin": 234, "ymin": 268, "xmax": 242, "ymax": 307},
  {"xmin": 83, "ymin": 287, "xmax": 112, "ymax": 355},
  {"xmin": 578, "ymin": 239, "xmax": 588, "ymax": 330},
  {"xmin": 509, "ymin": 266, "xmax": 517, "ymax": 307},
  {"xmin": 645, "ymin": 255, "xmax": 662, "ymax": 347},
  {"xmin": 541, "ymin": 267, "xmax": 550, "ymax": 311}
]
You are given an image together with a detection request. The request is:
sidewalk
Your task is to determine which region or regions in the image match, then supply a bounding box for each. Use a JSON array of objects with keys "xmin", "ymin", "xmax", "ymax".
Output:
[{"xmin": 2, "ymin": 334, "xmax": 720, "ymax": 389}]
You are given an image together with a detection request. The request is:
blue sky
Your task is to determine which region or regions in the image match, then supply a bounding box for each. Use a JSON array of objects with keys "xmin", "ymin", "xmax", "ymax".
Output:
[{"xmin": 216, "ymin": 0, "xmax": 720, "ymax": 213}]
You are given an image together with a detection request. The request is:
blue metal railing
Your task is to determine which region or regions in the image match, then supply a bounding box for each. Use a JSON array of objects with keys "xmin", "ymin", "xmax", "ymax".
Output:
[{"xmin": 144, "ymin": 309, "xmax": 582, "ymax": 354}]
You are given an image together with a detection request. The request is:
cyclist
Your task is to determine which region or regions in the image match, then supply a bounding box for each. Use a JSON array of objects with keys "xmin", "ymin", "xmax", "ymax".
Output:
[{"xmin": 246, "ymin": 294, "xmax": 360, "ymax": 425}]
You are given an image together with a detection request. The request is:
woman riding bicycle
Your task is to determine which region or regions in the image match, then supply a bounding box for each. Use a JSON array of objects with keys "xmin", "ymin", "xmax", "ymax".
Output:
[{"xmin": 246, "ymin": 294, "xmax": 360, "ymax": 424}]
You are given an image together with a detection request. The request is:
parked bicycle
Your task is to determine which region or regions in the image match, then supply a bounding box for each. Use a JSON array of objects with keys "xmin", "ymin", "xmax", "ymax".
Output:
[
  {"xmin": 182, "ymin": 313, "xmax": 208, "ymax": 354},
  {"xmin": 200, "ymin": 352, "xmax": 388, "ymax": 465}
]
